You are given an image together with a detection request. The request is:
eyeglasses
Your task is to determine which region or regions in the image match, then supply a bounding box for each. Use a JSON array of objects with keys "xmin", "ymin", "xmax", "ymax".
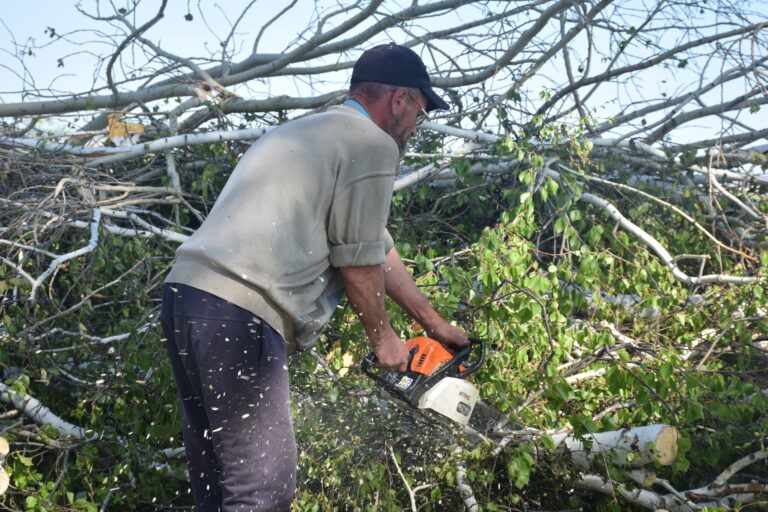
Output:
[
  {"xmin": 405, "ymin": 90, "xmax": 429, "ymax": 125},
  {"xmin": 416, "ymin": 105, "xmax": 429, "ymax": 125}
]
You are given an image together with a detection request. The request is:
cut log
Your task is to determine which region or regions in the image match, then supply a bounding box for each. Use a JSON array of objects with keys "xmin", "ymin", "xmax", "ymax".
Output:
[
  {"xmin": 551, "ymin": 424, "xmax": 678, "ymax": 468},
  {"xmin": 0, "ymin": 467, "xmax": 7, "ymax": 496},
  {"xmin": 0, "ymin": 437, "xmax": 8, "ymax": 496}
]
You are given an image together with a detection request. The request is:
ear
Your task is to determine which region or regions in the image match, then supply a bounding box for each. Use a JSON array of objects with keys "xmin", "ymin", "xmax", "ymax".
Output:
[{"xmin": 390, "ymin": 87, "xmax": 409, "ymax": 117}]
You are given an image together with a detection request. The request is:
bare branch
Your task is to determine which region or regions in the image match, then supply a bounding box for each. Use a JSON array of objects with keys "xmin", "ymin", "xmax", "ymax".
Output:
[
  {"xmin": 105, "ymin": 0, "xmax": 169, "ymax": 103},
  {"xmin": 0, "ymin": 382, "xmax": 92, "ymax": 440}
]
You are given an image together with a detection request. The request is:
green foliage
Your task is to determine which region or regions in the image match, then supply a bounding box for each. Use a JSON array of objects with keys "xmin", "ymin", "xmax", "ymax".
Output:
[
  {"xmin": 506, "ymin": 444, "xmax": 536, "ymax": 489},
  {"xmin": 1, "ymin": 129, "xmax": 765, "ymax": 510}
]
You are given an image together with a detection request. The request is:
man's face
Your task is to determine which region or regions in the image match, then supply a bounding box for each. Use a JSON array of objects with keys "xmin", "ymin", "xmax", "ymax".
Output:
[{"xmin": 384, "ymin": 88, "xmax": 428, "ymax": 154}]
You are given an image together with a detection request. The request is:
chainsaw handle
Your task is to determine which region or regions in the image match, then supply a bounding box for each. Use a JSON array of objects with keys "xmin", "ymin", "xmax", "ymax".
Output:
[
  {"xmin": 361, "ymin": 337, "xmax": 484, "ymax": 377},
  {"xmin": 457, "ymin": 338, "xmax": 486, "ymax": 377}
]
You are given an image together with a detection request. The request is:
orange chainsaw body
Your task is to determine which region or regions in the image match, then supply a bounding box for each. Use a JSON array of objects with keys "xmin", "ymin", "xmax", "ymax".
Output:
[
  {"xmin": 361, "ymin": 335, "xmax": 484, "ymax": 413},
  {"xmin": 406, "ymin": 336, "xmax": 466, "ymax": 376}
]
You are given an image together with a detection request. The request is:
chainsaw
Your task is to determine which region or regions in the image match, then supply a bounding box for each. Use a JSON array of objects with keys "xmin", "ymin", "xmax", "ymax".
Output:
[{"xmin": 362, "ymin": 337, "xmax": 489, "ymax": 429}]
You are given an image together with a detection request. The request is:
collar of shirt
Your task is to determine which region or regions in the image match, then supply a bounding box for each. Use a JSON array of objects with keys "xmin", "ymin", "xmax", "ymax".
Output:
[{"xmin": 342, "ymin": 98, "xmax": 370, "ymax": 118}]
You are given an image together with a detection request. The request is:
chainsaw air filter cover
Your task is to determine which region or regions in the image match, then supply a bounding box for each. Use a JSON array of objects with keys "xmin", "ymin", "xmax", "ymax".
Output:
[{"xmin": 417, "ymin": 376, "xmax": 479, "ymax": 426}]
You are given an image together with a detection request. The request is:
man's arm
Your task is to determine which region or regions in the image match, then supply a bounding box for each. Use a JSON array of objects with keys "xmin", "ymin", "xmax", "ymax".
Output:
[
  {"xmin": 340, "ymin": 264, "xmax": 409, "ymax": 371},
  {"xmin": 383, "ymin": 248, "xmax": 469, "ymax": 348}
]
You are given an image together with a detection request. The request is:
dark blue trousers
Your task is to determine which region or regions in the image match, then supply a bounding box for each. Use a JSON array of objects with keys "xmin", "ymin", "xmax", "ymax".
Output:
[{"xmin": 161, "ymin": 283, "xmax": 296, "ymax": 511}]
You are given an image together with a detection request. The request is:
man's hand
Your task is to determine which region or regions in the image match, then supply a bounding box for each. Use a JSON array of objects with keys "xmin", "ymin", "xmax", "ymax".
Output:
[
  {"xmin": 426, "ymin": 319, "xmax": 470, "ymax": 349},
  {"xmin": 374, "ymin": 329, "xmax": 410, "ymax": 371}
]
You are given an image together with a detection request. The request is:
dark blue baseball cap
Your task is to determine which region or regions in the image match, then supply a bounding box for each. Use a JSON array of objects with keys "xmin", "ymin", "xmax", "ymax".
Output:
[{"xmin": 351, "ymin": 43, "xmax": 449, "ymax": 112}]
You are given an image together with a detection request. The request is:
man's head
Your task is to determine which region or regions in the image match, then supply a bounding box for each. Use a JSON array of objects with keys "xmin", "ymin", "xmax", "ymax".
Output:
[{"xmin": 348, "ymin": 44, "xmax": 448, "ymax": 152}]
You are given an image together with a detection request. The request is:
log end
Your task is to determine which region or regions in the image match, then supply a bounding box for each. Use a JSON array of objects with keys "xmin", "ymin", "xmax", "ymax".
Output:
[
  {"xmin": 653, "ymin": 426, "xmax": 679, "ymax": 466},
  {"xmin": 0, "ymin": 467, "xmax": 7, "ymax": 495}
]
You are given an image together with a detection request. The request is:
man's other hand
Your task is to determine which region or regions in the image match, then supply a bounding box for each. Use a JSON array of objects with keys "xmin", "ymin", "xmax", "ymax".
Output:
[
  {"xmin": 428, "ymin": 320, "xmax": 470, "ymax": 349},
  {"xmin": 374, "ymin": 330, "xmax": 410, "ymax": 371}
]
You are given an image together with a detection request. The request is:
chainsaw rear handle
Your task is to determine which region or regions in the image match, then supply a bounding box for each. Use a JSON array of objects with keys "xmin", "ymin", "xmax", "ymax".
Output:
[{"xmin": 361, "ymin": 346, "xmax": 417, "ymax": 377}]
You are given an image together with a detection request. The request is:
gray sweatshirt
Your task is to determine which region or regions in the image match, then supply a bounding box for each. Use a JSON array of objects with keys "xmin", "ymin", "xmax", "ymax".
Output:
[{"xmin": 165, "ymin": 105, "xmax": 399, "ymax": 352}]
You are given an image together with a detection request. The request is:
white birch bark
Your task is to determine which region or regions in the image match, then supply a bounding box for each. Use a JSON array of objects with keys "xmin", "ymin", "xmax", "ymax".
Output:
[
  {"xmin": 551, "ymin": 424, "xmax": 679, "ymax": 468},
  {"xmin": 0, "ymin": 383, "xmax": 92, "ymax": 440}
]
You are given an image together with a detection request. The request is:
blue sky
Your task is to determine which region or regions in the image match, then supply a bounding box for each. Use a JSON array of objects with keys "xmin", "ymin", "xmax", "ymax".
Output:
[
  {"xmin": 0, "ymin": 1, "xmax": 765, "ymax": 146},
  {"xmin": 0, "ymin": 1, "xmax": 324, "ymax": 99}
]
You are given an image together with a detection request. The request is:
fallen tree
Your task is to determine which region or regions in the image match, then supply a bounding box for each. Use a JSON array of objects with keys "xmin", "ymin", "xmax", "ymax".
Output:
[{"xmin": 0, "ymin": 1, "xmax": 766, "ymax": 510}]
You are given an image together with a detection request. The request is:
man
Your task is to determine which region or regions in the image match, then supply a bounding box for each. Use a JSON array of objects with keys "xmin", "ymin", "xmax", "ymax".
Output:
[{"xmin": 160, "ymin": 43, "xmax": 468, "ymax": 511}]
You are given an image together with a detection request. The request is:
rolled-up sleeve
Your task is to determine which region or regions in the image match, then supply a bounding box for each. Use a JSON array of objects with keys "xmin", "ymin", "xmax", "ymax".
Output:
[
  {"xmin": 383, "ymin": 228, "xmax": 394, "ymax": 254},
  {"xmin": 328, "ymin": 171, "xmax": 394, "ymax": 267}
]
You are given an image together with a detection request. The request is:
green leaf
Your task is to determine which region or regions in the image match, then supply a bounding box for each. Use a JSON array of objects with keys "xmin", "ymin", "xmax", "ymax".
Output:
[
  {"xmin": 606, "ymin": 367, "xmax": 626, "ymax": 393},
  {"xmin": 659, "ymin": 362, "xmax": 673, "ymax": 382},
  {"xmin": 685, "ymin": 401, "xmax": 704, "ymax": 422},
  {"xmin": 554, "ymin": 217, "xmax": 566, "ymax": 234},
  {"xmin": 17, "ymin": 454, "xmax": 34, "ymax": 467},
  {"xmin": 517, "ymin": 307, "xmax": 533, "ymax": 323}
]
